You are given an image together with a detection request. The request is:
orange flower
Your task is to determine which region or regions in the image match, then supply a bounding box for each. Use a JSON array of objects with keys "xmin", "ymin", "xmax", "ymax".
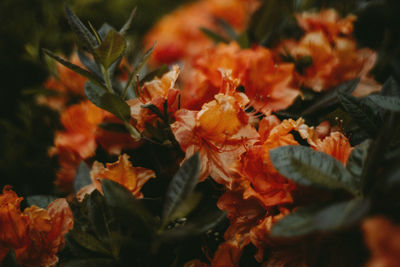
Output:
[
  {"xmin": 40, "ymin": 53, "xmax": 87, "ymax": 110},
  {"xmin": 16, "ymin": 199, "xmax": 73, "ymax": 267},
  {"xmin": 295, "ymin": 9, "xmax": 356, "ymax": 40},
  {"xmin": 77, "ymin": 154, "xmax": 156, "ymax": 200},
  {"xmin": 298, "ymin": 122, "xmax": 353, "ymax": 165},
  {"xmin": 0, "ymin": 186, "xmax": 29, "ymax": 259},
  {"xmin": 0, "ymin": 187, "xmax": 73, "ymax": 267},
  {"xmin": 172, "ymin": 73, "xmax": 259, "ymax": 187},
  {"xmin": 363, "ymin": 217, "xmax": 400, "ymax": 267},
  {"xmin": 144, "ymin": 0, "xmax": 259, "ymax": 65},
  {"xmin": 127, "ymin": 65, "xmax": 180, "ymax": 131},
  {"xmin": 181, "ymin": 42, "xmax": 299, "ymax": 114}
]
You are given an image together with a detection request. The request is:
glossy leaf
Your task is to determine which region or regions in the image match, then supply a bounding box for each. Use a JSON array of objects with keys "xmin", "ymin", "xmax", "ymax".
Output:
[
  {"xmin": 65, "ymin": 6, "xmax": 97, "ymax": 50},
  {"xmin": 269, "ymin": 145, "xmax": 359, "ymax": 195},
  {"xmin": 95, "ymin": 29, "xmax": 126, "ymax": 69},
  {"xmin": 74, "ymin": 162, "xmax": 92, "ymax": 193},
  {"xmin": 346, "ymin": 140, "xmax": 372, "ymax": 180},
  {"xmin": 162, "ymin": 152, "xmax": 201, "ymax": 223},
  {"xmin": 102, "ymin": 180, "xmax": 155, "ymax": 234},
  {"xmin": 43, "ymin": 49, "xmax": 107, "ymax": 90},
  {"xmin": 271, "ymin": 198, "xmax": 370, "ymax": 238}
]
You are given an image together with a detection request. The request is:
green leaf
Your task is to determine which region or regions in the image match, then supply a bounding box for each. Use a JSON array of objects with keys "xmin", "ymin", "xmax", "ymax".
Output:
[
  {"xmin": 88, "ymin": 191, "xmax": 113, "ymax": 241},
  {"xmin": 84, "ymin": 82, "xmax": 131, "ymax": 122},
  {"xmin": 65, "ymin": 6, "xmax": 97, "ymax": 50},
  {"xmin": 200, "ymin": 27, "xmax": 230, "ymax": 44},
  {"xmin": 236, "ymin": 31, "xmax": 250, "ymax": 49},
  {"xmin": 338, "ymin": 91, "xmax": 381, "ymax": 136},
  {"xmin": 74, "ymin": 162, "xmax": 92, "ymax": 193},
  {"xmin": 102, "ymin": 180, "xmax": 155, "ymax": 235},
  {"xmin": 120, "ymin": 7, "xmax": 137, "ymax": 35},
  {"xmin": 271, "ymin": 198, "xmax": 370, "ymax": 238},
  {"xmin": 77, "ymin": 50, "xmax": 103, "ymax": 80},
  {"xmin": 43, "ymin": 49, "xmax": 107, "ymax": 90},
  {"xmin": 26, "ymin": 195, "xmax": 57, "ymax": 209},
  {"xmin": 64, "ymin": 259, "xmax": 114, "ymax": 267},
  {"xmin": 269, "ymin": 145, "xmax": 359, "ymax": 195},
  {"xmin": 381, "ymin": 76, "xmax": 400, "ymax": 97},
  {"xmin": 95, "ymin": 29, "xmax": 126, "ymax": 69},
  {"xmin": 70, "ymin": 229, "xmax": 111, "ymax": 255},
  {"xmin": 2, "ymin": 250, "xmax": 17, "ymax": 267},
  {"xmin": 159, "ymin": 207, "xmax": 226, "ymax": 242},
  {"xmin": 98, "ymin": 122, "xmax": 128, "ymax": 133},
  {"xmin": 141, "ymin": 103, "xmax": 164, "ymax": 120},
  {"xmin": 123, "ymin": 43, "xmax": 156, "ymax": 99},
  {"xmin": 367, "ymin": 95, "xmax": 400, "ymax": 111},
  {"xmin": 167, "ymin": 192, "xmax": 202, "ymax": 222},
  {"xmin": 346, "ymin": 140, "xmax": 372, "ymax": 181},
  {"xmin": 100, "ymin": 93, "xmax": 131, "ymax": 122},
  {"xmin": 162, "ymin": 152, "xmax": 201, "ymax": 224},
  {"xmin": 140, "ymin": 65, "xmax": 169, "ymax": 85},
  {"xmin": 216, "ymin": 18, "xmax": 237, "ymax": 39}
]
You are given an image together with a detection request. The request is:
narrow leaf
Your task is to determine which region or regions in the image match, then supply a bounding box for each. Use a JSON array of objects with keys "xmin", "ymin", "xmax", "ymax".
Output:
[
  {"xmin": 99, "ymin": 93, "xmax": 131, "ymax": 122},
  {"xmin": 120, "ymin": 7, "xmax": 137, "ymax": 35},
  {"xmin": 216, "ymin": 18, "xmax": 237, "ymax": 39},
  {"xmin": 162, "ymin": 152, "xmax": 201, "ymax": 223},
  {"xmin": 74, "ymin": 162, "xmax": 92, "ymax": 193},
  {"xmin": 141, "ymin": 103, "xmax": 164, "ymax": 120},
  {"xmin": 95, "ymin": 29, "xmax": 126, "ymax": 68},
  {"xmin": 65, "ymin": 6, "xmax": 97, "ymax": 50},
  {"xmin": 44, "ymin": 49, "xmax": 107, "ymax": 90},
  {"xmin": 269, "ymin": 145, "xmax": 359, "ymax": 195}
]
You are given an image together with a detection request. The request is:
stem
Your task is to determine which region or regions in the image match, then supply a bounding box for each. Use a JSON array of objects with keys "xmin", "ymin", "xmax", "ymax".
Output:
[{"xmin": 102, "ymin": 65, "xmax": 113, "ymax": 93}]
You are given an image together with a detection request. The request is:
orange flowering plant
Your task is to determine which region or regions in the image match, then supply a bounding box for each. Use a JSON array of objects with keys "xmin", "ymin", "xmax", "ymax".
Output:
[{"xmin": 2, "ymin": 0, "xmax": 400, "ymax": 266}]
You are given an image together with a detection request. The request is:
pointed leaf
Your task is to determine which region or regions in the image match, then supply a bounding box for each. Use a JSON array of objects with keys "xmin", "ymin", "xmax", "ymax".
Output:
[
  {"xmin": 269, "ymin": 145, "xmax": 359, "ymax": 195},
  {"xmin": 216, "ymin": 18, "xmax": 237, "ymax": 39},
  {"xmin": 84, "ymin": 81, "xmax": 107, "ymax": 107},
  {"xmin": 120, "ymin": 7, "xmax": 137, "ymax": 35},
  {"xmin": 95, "ymin": 29, "xmax": 126, "ymax": 68},
  {"xmin": 99, "ymin": 93, "xmax": 131, "ymax": 122},
  {"xmin": 65, "ymin": 6, "xmax": 97, "ymax": 50},
  {"xmin": 44, "ymin": 49, "xmax": 107, "ymax": 90},
  {"xmin": 2, "ymin": 250, "xmax": 17, "ymax": 267},
  {"xmin": 74, "ymin": 162, "xmax": 92, "ymax": 193},
  {"xmin": 346, "ymin": 140, "xmax": 372, "ymax": 180},
  {"xmin": 367, "ymin": 95, "xmax": 400, "ymax": 111},
  {"xmin": 162, "ymin": 152, "xmax": 201, "ymax": 223},
  {"xmin": 271, "ymin": 198, "xmax": 370, "ymax": 238},
  {"xmin": 141, "ymin": 103, "xmax": 164, "ymax": 120},
  {"xmin": 98, "ymin": 23, "xmax": 115, "ymax": 40},
  {"xmin": 70, "ymin": 229, "xmax": 111, "ymax": 255},
  {"xmin": 77, "ymin": 50, "xmax": 103, "ymax": 80},
  {"xmin": 102, "ymin": 180, "xmax": 155, "ymax": 234}
]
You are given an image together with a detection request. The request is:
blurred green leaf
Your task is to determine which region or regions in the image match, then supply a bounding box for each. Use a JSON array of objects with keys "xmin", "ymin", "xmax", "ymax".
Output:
[
  {"xmin": 162, "ymin": 152, "xmax": 201, "ymax": 224},
  {"xmin": 74, "ymin": 162, "xmax": 92, "ymax": 193},
  {"xmin": 2, "ymin": 250, "xmax": 17, "ymax": 267},
  {"xmin": 269, "ymin": 145, "xmax": 359, "ymax": 195},
  {"xmin": 26, "ymin": 195, "xmax": 57, "ymax": 209},
  {"xmin": 95, "ymin": 29, "xmax": 126, "ymax": 69},
  {"xmin": 65, "ymin": 6, "xmax": 97, "ymax": 50},
  {"xmin": 98, "ymin": 122, "xmax": 128, "ymax": 133},
  {"xmin": 271, "ymin": 198, "xmax": 370, "ymax": 238},
  {"xmin": 119, "ymin": 7, "xmax": 137, "ymax": 35},
  {"xmin": 200, "ymin": 27, "xmax": 229, "ymax": 44}
]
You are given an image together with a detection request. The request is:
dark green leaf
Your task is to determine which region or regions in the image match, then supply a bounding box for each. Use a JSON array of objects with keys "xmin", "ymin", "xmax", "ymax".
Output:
[
  {"xmin": 301, "ymin": 78, "xmax": 360, "ymax": 116},
  {"xmin": 269, "ymin": 145, "xmax": 359, "ymax": 195},
  {"xmin": 236, "ymin": 31, "xmax": 250, "ymax": 49},
  {"xmin": 338, "ymin": 91, "xmax": 380, "ymax": 136},
  {"xmin": 100, "ymin": 93, "xmax": 131, "ymax": 122},
  {"xmin": 65, "ymin": 6, "xmax": 97, "ymax": 50},
  {"xmin": 346, "ymin": 140, "xmax": 372, "ymax": 180},
  {"xmin": 2, "ymin": 250, "xmax": 17, "ymax": 267},
  {"xmin": 85, "ymin": 81, "xmax": 107, "ymax": 107},
  {"xmin": 102, "ymin": 180, "xmax": 155, "ymax": 234},
  {"xmin": 381, "ymin": 76, "xmax": 400, "ymax": 97},
  {"xmin": 120, "ymin": 7, "xmax": 137, "ymax": 35},
  {"xmin": 64, "ymin": 258, "xmax": 114, "ymax": 267},
  {"xmin": 98, "ymin": 23, "xmax": 115, "ymax": 40},
  {"xmin": 26, "ymin": 195, "xmax": 57, "ymax": 209},
  {"xmin": 70, "ymin": 229, "xmax": 111, "ymax": 255},
  {"xmin": 123, "ymin": 43, "xmax": 156, "ymax": 99},
  {"xmin": 88, "ymin": 190, "xmax": 111, "ymax": 239},
  {"xmin": 95, "ymin": 29, "xmax": 126, "ymax": 69},
  {"xmin": 77, "ymin": 50, "xmax": 103, "ymax": 80},
  {"xmin": 200, "ymin": 27, "xmax": 230, "ymax": 44},
  {"xmin": 367, "ymin": 95, "xmax": 400, "ymax": 111},
  {"xmin": 271, "ymin": 198, "xmax": 370, "ymax": 238},
  {"xmin": 162, "ymin": 152, "xmax": 201, "ymax": 223},
  {"xmin": 141, "ymin": 103, "xmax": 164, "ymax": 120},
  {"xmin": 74, "ymin": 162, "xmax": 92, "ymax": 193},
  {"xmin": 44, "ymin": 49, "xmax": 107, "ymax": 90},
  {"xmin": 159, "ymin": 207, "xmax": 226, "ymax": 242},
  {"xmin": 216, "ymin": 18, "xmax": 237, "ymax": 39}
]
